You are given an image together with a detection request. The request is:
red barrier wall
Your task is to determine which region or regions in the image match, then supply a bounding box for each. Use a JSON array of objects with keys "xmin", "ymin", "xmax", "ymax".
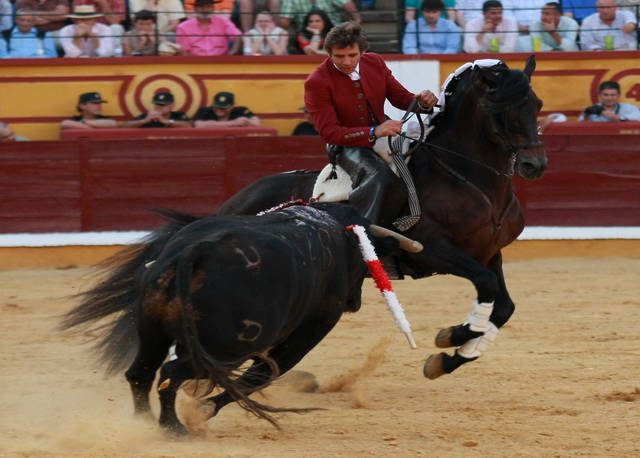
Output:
[{"xmin": 1, "ymin": 130, "xmax": 638, "ymax": 233}]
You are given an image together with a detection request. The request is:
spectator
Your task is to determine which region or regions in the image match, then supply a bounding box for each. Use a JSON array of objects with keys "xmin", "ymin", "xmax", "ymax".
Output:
[
  {"xmin": 463, "ymin": 0, "xmax": 518, "ymax": 53},
  {"xmin": 0, "ymin": 0, "xmax": 11, "ymax": 33},
  {"xmin": 122, "ymin": 92, "xmax": 191, "ymax": 128},
  {"xmin": 129, "ymin": 0, "xmax": 185, "ymax": 39},
  {"xmin": 122, "ymin": 9, "xmax": 164, "ymax": 56},
  {"xmin": 236, "ymin": 0, "xmax": 281, "ymax": 33},
  {"xmin": 562, "ymin": 0, "xmax": 597, "ymax": 25},
  {"xmin": 295, "ymin": 10, "xmax": 334, "ymax": 55},
  {"xmin": 73, "ymin": 0, "xmax": 126, "ymax": 55},
  {"xmin": 60, "ymin": 92, "xmax": 118, "ymax": 130},
  {"xmin": 580, "ymin": 0, "xmax": 637, "ymax": 50},
  {"xmin": 279, "ymin": 0, "xmax": 361, "ymax": 32},
  {"xmin": 528, "ymin": 2, "xmax": 579, "ymax": 51},
  {"xmin": 579, "ymin": 81, "xmax": 640, "ymax": 122},
  {"xmin": 455, "ymin": 0, "xmax": 513, "ymax": 28},
  {"xmin": 193, "ymin": 91, "xmax": 261, "ymax": 127},
  {"xmin": 402, "ymin": 0, "xmax": 460, "ymax": 54},
  {"xmin": 59, "ymin": 5, "xmax": 114, "ymax": 57},
  {"xmin": 511, "ymin": 0, "xmax": 547, "ymax": 33},
  {"xmin": 405, "ymin": 0, "xmax": 456, "ymax": 23},
  {"xmin": 14, "ymin": 0, "xmax": 70, "ymax": 36},
  {"xmin": 176, "ymin": 0, "xmax": 243, "ymax": 55},
  {"xmin": 2, "ymin": 8, "xmax": 58, "ymax": 58},
  {"xmin": 243, "ymin": 11, "xmax": 288, "ymax": 55},
  {"xmin": 0, "ymin": 121, "xmax": 30, "ymax": 141},
  {"xmin": 292, "ymin": 106, "xmax": 318, "ymax": 135}
]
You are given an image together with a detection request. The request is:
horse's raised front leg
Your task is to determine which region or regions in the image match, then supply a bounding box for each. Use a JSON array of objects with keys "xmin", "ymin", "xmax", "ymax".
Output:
[
  {"xmin": 427, "ymin": 251, "xmax": 514, "ymax": 378},
  {"xmin": 407, "ymin": 239, "xmax": 503, "ymax": 379}
]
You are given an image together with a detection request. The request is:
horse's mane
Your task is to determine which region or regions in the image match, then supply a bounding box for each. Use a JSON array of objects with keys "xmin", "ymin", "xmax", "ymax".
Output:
[{"xmin": 421, "ymin": 60, "xmax": 532, "ymax": 143}]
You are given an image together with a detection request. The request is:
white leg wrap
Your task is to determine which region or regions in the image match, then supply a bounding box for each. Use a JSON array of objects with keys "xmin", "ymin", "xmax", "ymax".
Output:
[
  {"xmin": 464, "ymin": 300, "xmax": 494, "ymax": 332},
  {"xmin": 457, "ymin": 322, "xmax": 499, "ymax": 359}
]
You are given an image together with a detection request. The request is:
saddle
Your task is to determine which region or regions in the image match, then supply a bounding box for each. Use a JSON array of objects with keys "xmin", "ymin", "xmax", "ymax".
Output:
[{"xmin": 312, "ymin": 127, "xmax": 418, "ymax": 203}]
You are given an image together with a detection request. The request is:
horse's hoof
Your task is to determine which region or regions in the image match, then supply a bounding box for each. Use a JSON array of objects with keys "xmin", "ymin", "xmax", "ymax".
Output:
[
  {"xmin": 279, "ymin": 370, "xmax": 320, "ymax": 393},
  {"xmin": 435, "ymin": 326, "xmax": 456, "ymax": 348},
  {"xmin": 423, "ymin": 353, "xmax": 447, "ymax": 380}
]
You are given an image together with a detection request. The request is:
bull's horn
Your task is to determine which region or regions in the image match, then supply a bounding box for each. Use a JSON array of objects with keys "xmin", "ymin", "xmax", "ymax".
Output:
[{"xmin": 369, "ymin": 225, "xmax": 423, "ymax": 253}]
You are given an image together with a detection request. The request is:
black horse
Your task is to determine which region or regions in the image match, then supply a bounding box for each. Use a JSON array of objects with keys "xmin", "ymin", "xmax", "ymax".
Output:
[{"xmin": 217, "ymin": 56, "xmax": 548, "ymax": 379}]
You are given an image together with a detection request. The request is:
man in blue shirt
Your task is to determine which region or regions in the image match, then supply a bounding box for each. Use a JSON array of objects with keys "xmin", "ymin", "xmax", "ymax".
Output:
[
  {"xmin": 562, "ymin": 0, "xmax": 597, "ymax": 25},
  {"xmin": 1, "ymin": 9, "xmax": 57, "ymax": 58},
  {"xmin": 403, "ymin": 0, "xmax": 460, "ymax": 54}
]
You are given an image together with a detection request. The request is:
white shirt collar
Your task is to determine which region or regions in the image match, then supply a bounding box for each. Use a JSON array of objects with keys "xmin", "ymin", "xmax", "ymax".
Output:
[{"xmin": 334, "ymin": 63, "xmax": 361, "ymax": 80}]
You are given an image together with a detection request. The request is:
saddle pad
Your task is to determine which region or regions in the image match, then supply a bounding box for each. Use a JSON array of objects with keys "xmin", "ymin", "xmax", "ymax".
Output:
[{"xmin": 312, "ymin": 164, "xmax": 353, "ymax": 202}]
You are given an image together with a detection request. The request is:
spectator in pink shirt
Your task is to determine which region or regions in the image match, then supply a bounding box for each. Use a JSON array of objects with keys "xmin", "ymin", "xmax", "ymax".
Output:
[{"xmin": 176, "ymin": 0, "xmax": 242, "ymax": 55}]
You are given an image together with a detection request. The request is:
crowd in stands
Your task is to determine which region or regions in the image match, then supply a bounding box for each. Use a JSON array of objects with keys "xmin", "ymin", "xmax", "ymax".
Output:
[{"xmin": 0, "ymin": 0, "xmax": 638, "ymax": 57}]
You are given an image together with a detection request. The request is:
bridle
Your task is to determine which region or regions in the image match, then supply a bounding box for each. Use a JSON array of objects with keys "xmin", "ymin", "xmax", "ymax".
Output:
[{"xmin": 391, "ymin": 97, "xmax": 544, "ymax": 179}]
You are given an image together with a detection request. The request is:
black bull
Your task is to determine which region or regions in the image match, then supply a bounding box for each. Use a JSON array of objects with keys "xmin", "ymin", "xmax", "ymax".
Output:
[{"xmin": 60, "ymin": 203, "xmax": 421, "ymax": 435}]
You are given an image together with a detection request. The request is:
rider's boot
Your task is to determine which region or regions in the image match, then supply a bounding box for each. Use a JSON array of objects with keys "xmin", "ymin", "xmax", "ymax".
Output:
[{"xmin": 338, "ymin": 147, "xmax": 408, "ymax": 279}]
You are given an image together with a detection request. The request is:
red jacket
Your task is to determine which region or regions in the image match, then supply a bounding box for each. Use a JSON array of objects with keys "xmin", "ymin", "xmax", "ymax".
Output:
[{"xmin": 304, "ymin": 52, "xmax": 417, "ymax": 147}]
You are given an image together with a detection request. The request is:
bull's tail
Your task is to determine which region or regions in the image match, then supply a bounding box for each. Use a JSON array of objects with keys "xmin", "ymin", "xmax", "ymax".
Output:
[
  {"xmin": 59, "ymin": 209, "xmax": 201, "ymax": 374},
  {"xmin": 174, "ymin": 242, "xmax": 314, "ymax": 429}
]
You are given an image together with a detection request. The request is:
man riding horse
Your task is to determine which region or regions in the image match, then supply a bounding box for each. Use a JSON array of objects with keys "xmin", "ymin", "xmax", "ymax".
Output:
[{"xmin": 304, "ymin": 21, "xmax": 438, "ymax": 230}]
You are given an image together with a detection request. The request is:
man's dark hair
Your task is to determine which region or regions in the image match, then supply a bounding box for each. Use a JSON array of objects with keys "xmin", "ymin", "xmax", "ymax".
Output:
[
  {"xmin": 421, "ymin": 0, "xmax": 445, "ymax": 11},
  {"xmin": 599, "ymin": 81, "xmax": 621, "ymax": 93},
  {"xmin": 134, "ymin": 9, "xmax": 156, "ymax": 22},
  {"xmin": 324, "ymin": 21, "xmax": 370, "ymax": 55},
  {"xmin": 544, "ymin": 2, "xmax": 563, "ymax": 14},
  {"xmin": 482, "ymin": 0, "xmax": 503, "ymax": 12}
]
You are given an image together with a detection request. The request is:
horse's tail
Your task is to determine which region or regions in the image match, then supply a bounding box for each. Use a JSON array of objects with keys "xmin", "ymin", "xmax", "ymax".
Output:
[
  {"xmin": 174, "ymin": 241, "xmax": 313, "ymax": 429},
  {"xmin": 58, "ymin": 208, "xmax": 201, "ymax": 374}
]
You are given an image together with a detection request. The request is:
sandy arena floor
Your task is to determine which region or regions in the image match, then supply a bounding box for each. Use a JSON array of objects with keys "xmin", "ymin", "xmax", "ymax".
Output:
[{"xmin": 1, "ymin": 254, "xmax": 639, "ymax": 457}]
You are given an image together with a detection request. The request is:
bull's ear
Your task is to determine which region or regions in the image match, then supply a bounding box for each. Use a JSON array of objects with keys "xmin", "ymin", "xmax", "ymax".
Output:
[{"xmin": 524, "ymin": 55, "xmax": 536, "ymax": 81}]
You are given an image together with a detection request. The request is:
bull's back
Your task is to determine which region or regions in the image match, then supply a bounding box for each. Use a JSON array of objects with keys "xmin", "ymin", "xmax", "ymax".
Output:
[{"xmin": 141, "ymin": 213, "xmax": 357, "ymax": 360}]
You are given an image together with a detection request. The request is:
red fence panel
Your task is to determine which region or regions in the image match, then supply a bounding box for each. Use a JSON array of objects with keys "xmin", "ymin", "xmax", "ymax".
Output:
[{"xmin": 1, "ymin": 132, "xmax": 638, "ymax": 233}]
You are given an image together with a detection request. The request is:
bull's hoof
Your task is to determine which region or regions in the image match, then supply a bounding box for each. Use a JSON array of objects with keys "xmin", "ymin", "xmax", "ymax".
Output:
[
  {"xmin": 435, "ymin": 326, "xmax": 457, "ymax": 348},
  {"xmin": 423, "ymin": 353, "xmax": 447, "ymax": 380},
  {"xmin": 161, "ymin": 422, "xmax": 190, "ymax": 438},
  {"xmin": 196, "ymin": 403, "xmax": 216, "ymax": 421}
]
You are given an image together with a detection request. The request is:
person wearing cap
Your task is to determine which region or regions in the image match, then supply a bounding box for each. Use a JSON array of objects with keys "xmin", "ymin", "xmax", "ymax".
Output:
[
  {"xmin": 122, "ymin": 92, "xmax": 192, "ymax": 128},
  {"xmin": 60, "ymin": 92, "xmax": 118, "ymax": 130},
  {"xmin": 59, "ymin": 5, "xmax": 114, "ymax": 57},
  {"xmin": 193, "ymin": 92, "xmax": 260, "ymax": 127},
  {"xmin": 0, "ymin": 122, "xmax": 30, "ymax": 141},
  {"xmin": 176, "ymin": 0, "xmax": 243, "ymax": 56},
  {"xmin": 292, "ymin": 106, "xmax": 318, "ymax": 136}
]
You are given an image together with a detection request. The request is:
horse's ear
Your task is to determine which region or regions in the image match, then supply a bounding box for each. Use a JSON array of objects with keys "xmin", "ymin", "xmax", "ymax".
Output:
[{"xmin": 524, "ymin": 55, "xmax": 536, "ymax": 80}]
